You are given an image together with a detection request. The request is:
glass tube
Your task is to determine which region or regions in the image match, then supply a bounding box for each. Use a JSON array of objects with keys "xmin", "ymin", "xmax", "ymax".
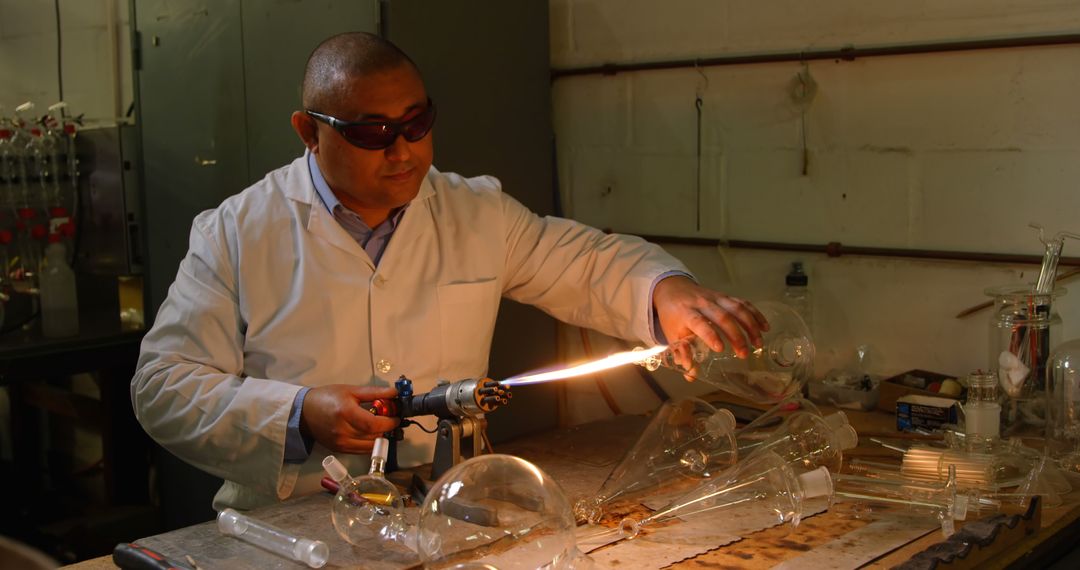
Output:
[{"xmin": 217, "ymin": 508, "xmax": 329, "ymax": 568}]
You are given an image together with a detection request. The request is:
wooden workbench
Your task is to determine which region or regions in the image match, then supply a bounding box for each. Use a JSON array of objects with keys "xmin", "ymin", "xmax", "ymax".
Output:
[{"xmin": 67, "ymin": 403, "xmax": 1080, "ymax": 569}]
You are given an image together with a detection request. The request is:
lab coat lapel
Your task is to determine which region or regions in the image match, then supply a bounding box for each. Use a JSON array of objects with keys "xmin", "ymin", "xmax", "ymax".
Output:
[
  {"xmin": 372, "ymin": 174, "xmax": 436, "ymax": 278},
  {"xmin": 306, "ymin": 198, "xmax": 375, "ymax": 267},
  {"xmin": 284, "ymin": 154, "xmax": 374, "ymax": 267}
]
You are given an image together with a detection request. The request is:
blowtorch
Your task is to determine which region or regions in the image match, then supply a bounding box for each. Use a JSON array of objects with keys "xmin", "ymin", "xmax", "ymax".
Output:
[{"xmin": 361, "ymin": 376, "xmax": 512, "ymax": 484}]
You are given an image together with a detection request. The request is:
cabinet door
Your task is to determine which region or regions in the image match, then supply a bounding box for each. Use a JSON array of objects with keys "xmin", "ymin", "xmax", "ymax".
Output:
[{"xmin": 134, "ymin": 0, "xmax": 249, "ymax": 313}]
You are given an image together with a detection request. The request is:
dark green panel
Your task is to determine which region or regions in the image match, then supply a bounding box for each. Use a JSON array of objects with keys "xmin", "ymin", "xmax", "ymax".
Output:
[
  {"xmin": 386, "ymin": 1, "xmax": 560, "ymax": 441},
  {"xmin": 135, "ymin": 0, "xmax": 249, "ymax": 314},
  {"xmin": 241, "ymin": 0, "xmax": 379, "ymax": 178}
]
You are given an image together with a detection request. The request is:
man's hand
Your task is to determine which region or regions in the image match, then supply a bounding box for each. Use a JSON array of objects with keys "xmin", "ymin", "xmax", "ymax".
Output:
[
  {"xmin": 300, "ymin": 385, "xmax": 401, "ymax": 454},
  {"xmin": 653, "ymin": 276, "xmax": 769, "ymax": 359}
]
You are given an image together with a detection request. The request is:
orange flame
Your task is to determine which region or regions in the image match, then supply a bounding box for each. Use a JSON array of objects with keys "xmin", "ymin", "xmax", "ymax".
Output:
[{"xmin": 502, "ymin": 345, "xmax": 668, "ymax": 386}]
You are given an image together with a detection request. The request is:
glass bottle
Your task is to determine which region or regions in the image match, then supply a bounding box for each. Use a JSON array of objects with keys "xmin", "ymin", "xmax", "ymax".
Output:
[
  {"xmin": 637, "ymin": 301, "xmax": 815, "ymax": 404},
  {"xmin": 39, "ymin": 238, "xmax": 78, "ymax": 337},
  {"xmin": 961, "ymin": 371, "xmax": 1000, "ymax": 449},
  {"xmin": 986, "ymin": 284, "xmax": 1063, "ymax": 436}
]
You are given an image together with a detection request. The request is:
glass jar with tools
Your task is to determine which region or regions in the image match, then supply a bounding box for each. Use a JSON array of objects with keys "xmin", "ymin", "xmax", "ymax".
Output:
[{"xmin": 986, "ymin": 285, "xmax": 1064, "ymax": 437}]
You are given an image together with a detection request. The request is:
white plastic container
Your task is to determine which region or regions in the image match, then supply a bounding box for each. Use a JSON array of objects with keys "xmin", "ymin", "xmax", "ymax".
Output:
[{"xmin": 39, "ymin": 240, "xmax": 78, "ymax": 338}]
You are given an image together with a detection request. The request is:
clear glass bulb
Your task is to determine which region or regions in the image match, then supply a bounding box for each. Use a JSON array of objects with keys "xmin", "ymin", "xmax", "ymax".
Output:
[
  {"xmin": 637, "ymin": 301, "xmax": 815, "ymax": 404},
  {"xmin": 325, "ymin": 440, "xmax": 411, "ymax": 547},
  {"xmin": 417, "ymin": 454, "xmax": 595, "ymax": 569},
  {"xmin": 331, "ymin": 474, "xmax": 410, "ymax": 546},
  {"xmin": 573, "ymin": 398, "xmax": 738, "ymax": 524}
]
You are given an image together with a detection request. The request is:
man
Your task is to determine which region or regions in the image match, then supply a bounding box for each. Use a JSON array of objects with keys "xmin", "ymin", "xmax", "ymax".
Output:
[{"xmin": 131, "ymin": 32, "xmax": 767, "ymax": 510}]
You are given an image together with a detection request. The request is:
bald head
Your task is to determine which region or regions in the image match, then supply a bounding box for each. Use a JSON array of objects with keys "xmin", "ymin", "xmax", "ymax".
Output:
[{"xmin": 301, "ymin": 32, "xmax": 420, "ymax": 112}]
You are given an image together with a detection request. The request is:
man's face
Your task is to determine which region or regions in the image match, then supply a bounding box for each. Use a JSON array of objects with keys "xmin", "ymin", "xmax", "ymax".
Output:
[{"xmin": 311, "ymin": 63, "xmax": 434, "ymax": 213}]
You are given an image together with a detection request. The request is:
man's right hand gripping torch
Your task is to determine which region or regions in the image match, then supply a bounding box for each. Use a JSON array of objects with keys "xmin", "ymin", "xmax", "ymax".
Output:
[{"xmin": 360, "ymin": 376, "xmax": 512, "ymax": 481}]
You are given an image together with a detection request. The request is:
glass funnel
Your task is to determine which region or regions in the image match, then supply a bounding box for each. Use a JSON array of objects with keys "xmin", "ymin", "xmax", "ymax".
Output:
[
  {"xmin": 416, "ymin": 454, "xmax": 595, "ymax": 569},
  {"xmin": 617, "ymin": 450, "xmax": 833, "ymax": 539},
  {"xmin": 734, "ymin": 396, "xmax": 823, "ymax": 441},
  {"xmin": 637, "ymin": 301, "xmax": 815, "ymax": 404},
  {"xmin": 736, "ymin": 410, "xmax": 857, "ymax": 474},
  {"xmin": 324, "ymin": 439, "xmax": 410, "ymax": 547},
  {"xmin": 573, "ymin": 398, "xmax": 737, "ymax": 524}
]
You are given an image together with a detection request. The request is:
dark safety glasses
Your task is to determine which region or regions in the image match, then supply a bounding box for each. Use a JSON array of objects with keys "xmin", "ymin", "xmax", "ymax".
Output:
[{"xmin": 306, "ymin": 99, "xmax": 437, "ymax": 150}]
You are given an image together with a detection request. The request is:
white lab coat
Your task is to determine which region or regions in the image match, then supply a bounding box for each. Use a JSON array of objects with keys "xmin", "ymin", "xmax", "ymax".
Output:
[{"xmin": 131, "ymin": 153, "xmax": 689, "ymax": 510}]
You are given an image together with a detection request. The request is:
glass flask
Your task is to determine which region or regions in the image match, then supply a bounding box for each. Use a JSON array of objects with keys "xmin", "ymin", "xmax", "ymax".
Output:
[
  {"xmin": 1047, "ymin": 339, "xmax": 1080, "ymax": 472},
  {"xmin": 637, "ymin": 301, "xmax": 814, "ymax": 404},
  {"xmin": 416, "ymin": 454, "xmax": 595, "ymax": 570},
  {"xmin": 831, "ymin": 466, "xmax": 967, "ymax": 537},
  {"xmin": 618, "ymin": 450, "xmax": 832, "ymax": 539},
  {"xmin": 736, "ymin": 410, "xmax": 857, "ymax": 474},
  {"xmin": 325, "ymin": 439, "xmax": 411, "ymax": 547},
  {"xmin": 986, "ymin": 284, "xmax": 1064, "ymax": 436},
  {"xmin": 573, "ymin": 398, "xmax": 737, "ymax": 524}
]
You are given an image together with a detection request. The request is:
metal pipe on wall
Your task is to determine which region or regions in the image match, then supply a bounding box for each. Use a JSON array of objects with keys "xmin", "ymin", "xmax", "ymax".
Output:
[
  {"xmin": 551, "ymin": 32, "xmax": 1080, "ymax": 79},
  {"xmin": 630, "ymin": 233, "xmax": 1080, "ymax": 267}
]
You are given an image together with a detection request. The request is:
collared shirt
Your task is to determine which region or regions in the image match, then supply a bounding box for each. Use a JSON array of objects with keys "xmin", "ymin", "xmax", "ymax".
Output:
[
  {"xmin": 286, "ymin": 153, "xmax": 409, "ymax": 463},
  {"xmin": 308, "ymin": 152, "xmax": 406, "ymax": 265}
]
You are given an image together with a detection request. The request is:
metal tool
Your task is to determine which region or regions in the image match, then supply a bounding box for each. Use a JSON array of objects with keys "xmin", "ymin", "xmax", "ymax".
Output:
[{"xmin": 112, "ymin": 543, "xmax": 193, "ymax": 570}]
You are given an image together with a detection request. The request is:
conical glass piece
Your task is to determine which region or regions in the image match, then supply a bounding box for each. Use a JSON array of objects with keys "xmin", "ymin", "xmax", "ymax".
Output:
[
  {"xmin": 832, "ymin": 465, "xmax": 968, "ymax": 537},
  {"xmin": 574, "ymin": 398, "xmax": 738, "ymax": 524},
  {"xmin": 735, "ymin": 396, "xmax": 823, "ymax": 439},
  {"xmin": 417, "ymin": 454, "xmax": 595, "ymax": 569},
  {"xmin": 637, "ymin": 301, "xmax": 815, "ymax": 404},
  {"xmin": 618, "ymin": 451, "xmax": 832, "ymax": 539},
  {"xmin": 737, "ymin": 411, "xmax": 858, "ymax": 474}
]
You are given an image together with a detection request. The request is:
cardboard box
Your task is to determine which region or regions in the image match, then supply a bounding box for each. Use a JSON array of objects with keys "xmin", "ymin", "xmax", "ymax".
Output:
[
  {"xmin": 896, "ymin": 394, "xmax": 959, "ymax": 432},
  {"xmin": 876, "ymin": 369, "xmax": 960, "ymax": 413}
]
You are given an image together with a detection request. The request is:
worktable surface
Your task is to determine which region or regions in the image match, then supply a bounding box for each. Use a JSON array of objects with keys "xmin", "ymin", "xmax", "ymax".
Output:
[{"xmin": 67, "ymin": 402, "xmax": 1080, "ymax": 569}]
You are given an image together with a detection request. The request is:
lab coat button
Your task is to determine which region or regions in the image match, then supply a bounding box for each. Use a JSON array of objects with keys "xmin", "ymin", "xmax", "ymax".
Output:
[
  {"xmin": 376, "ymin": 359, "xmax": 392, "ymax": 373},
  {"xmin": 373, "ymin": 275, "xmax": 386, "ymax": 287}
]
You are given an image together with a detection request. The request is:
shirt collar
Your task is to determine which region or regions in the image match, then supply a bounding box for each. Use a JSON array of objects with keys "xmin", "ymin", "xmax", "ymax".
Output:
[
  {"xmin": 308, "ymin": 152, "xmax": 343, "ymax": 215},
  {"xmin": 307, "ymin": 151, "xmax": 409, "ymax": 229}
]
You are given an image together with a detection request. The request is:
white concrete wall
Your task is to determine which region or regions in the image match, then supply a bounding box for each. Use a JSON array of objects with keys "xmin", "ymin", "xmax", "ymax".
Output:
[
  {"xmin": 0, "ymin": 0, "xmax": 132, "ymax": 123},
  {"xmin": 551, "ymin": 0, "xmax": 1080, "ymax": 422}
]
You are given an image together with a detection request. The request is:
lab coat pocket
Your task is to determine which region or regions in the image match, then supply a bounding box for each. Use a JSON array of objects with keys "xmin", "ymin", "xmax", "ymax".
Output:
[{"xmin": 437, "ymin": 279, "xmax": 500, "ymax": 378}]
